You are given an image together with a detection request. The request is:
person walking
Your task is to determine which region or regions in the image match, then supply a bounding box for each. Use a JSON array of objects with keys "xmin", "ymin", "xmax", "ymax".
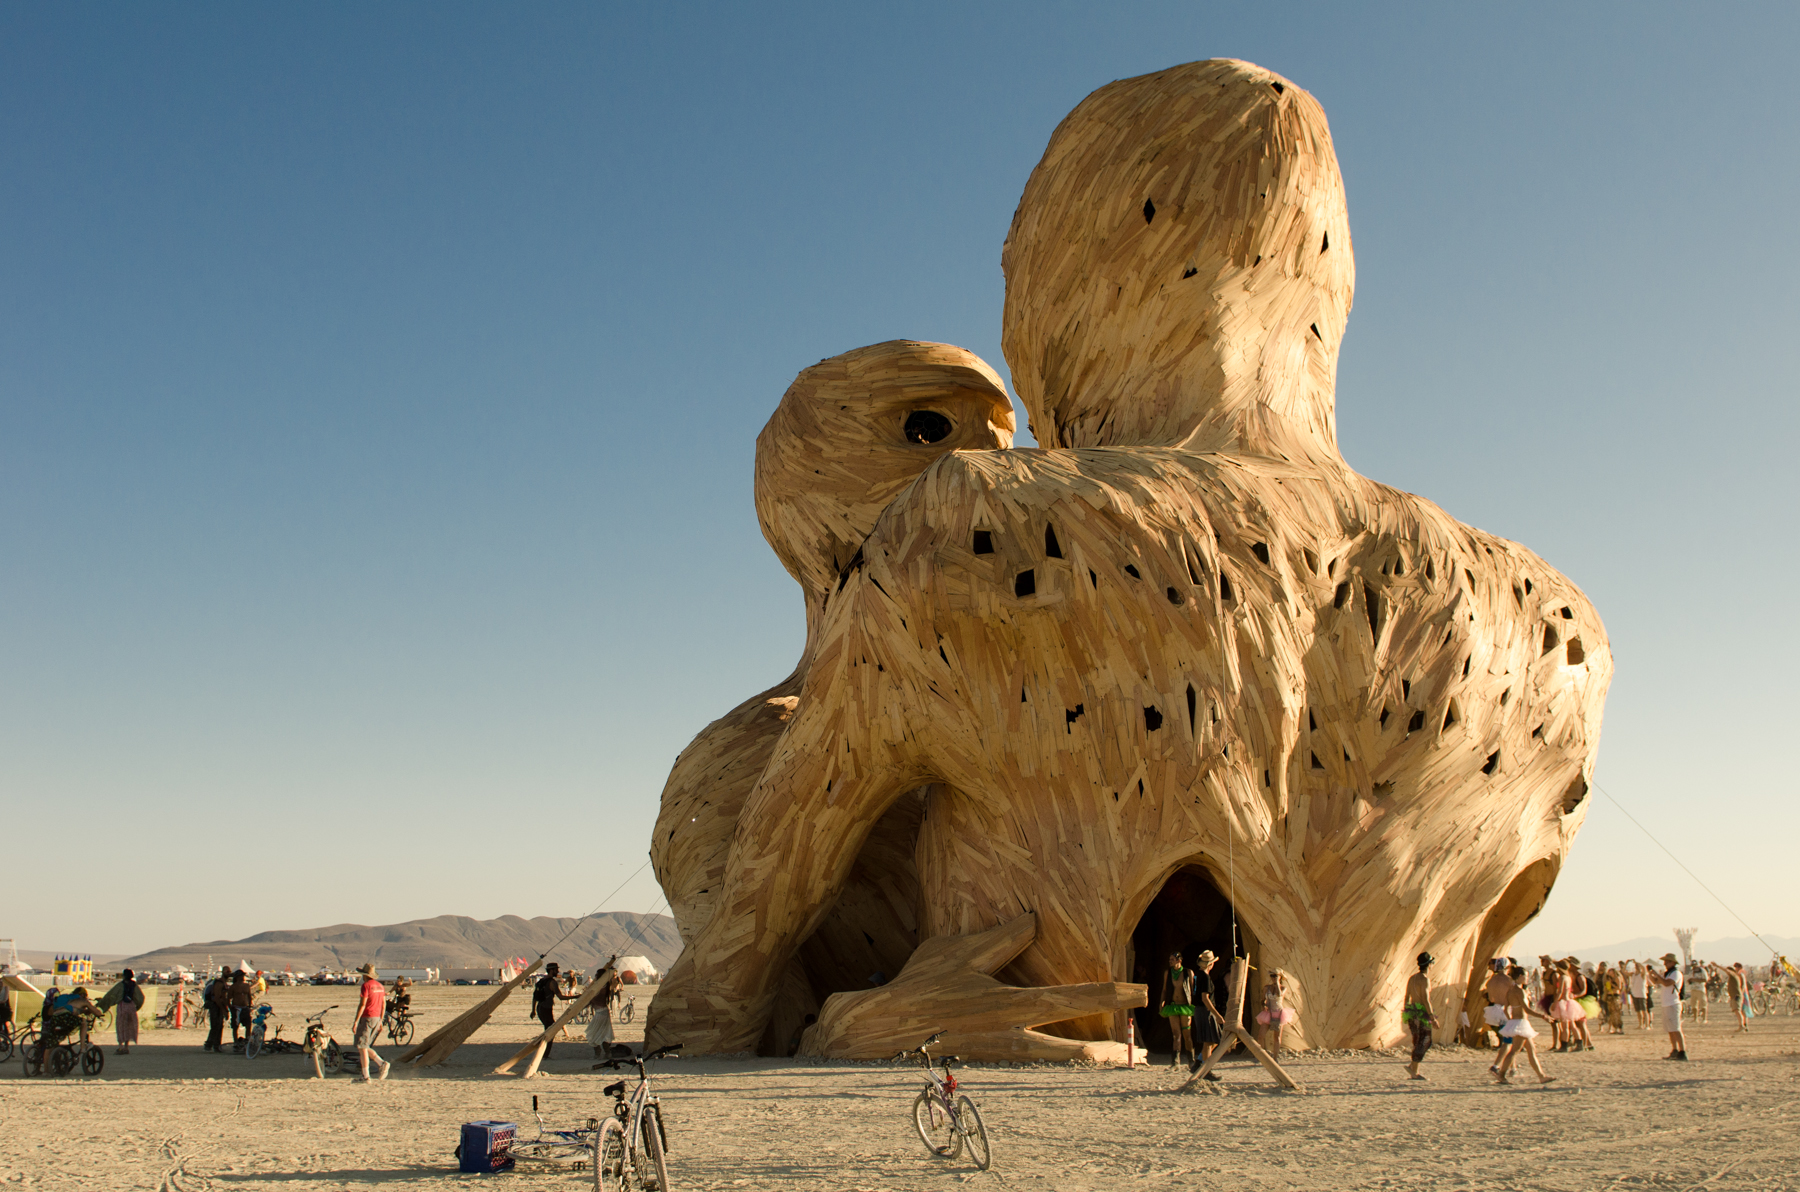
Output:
[
  {"xmin": 1255, "ymin": 968, "xmax": 1296, "ymax": 1055},
  {"xmin": 587, "ymin": 963, "xmax": 624, "ymax": 1059},
  {"xmin": 203, "ymin": 965, "xmax": 231, "ymax": 1053},
  {"xmin": 352, "ymin": 963, "xmax": 391, "ymax": 1080},
  {"xmin": 98, "ymin": 968, "xmax": 145, "ymax": 1055},
  {"xmin": 227, "ymin": 971, "xmax": 254, "ymax": 1047},
  {"xmin": 1481, "ymin": 959, "xmax": 1515, "ymax": 1071},
  {"xmin": 1725, "ymin": 962, "xmax": 1750, "ymax": 1032},
  {"xmin": 1158, "ymin": 952, "xmax": 1198, "ymax": 1069},
  {"xmin": 1626, "ymin": 960, "xmax": 1651, "ymax": 1029},
  {"xmin": 532, "ymin": 963, "xmax": 577, "ymax": 1059},
  {"xmin": 1403, "ymin": 951, "xmax": 1438, "ymax": 1080},
  {"xmin": 1646, "ymin": 952, "xmax": 1688, "ymax": 1061},
  {"xmin": 1494, "ymin": 964, "xmax": 1556, "ymax": 1085},
  {"xmin": 1190, "ymin": 951, "xmax": 1225, "ymax": 1079}
]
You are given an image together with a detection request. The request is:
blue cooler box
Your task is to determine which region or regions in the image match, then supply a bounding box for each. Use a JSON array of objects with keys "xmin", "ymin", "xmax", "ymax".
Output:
[{"xmin": 458, "ymin": 1121, "xmax": 517, "ymax": 1173}]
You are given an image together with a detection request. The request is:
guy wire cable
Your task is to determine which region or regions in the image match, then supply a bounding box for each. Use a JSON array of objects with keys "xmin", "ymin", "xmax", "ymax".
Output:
[
  {"xmin": 535, "ymin": 856, "xmax": 654, "ymax": 960},
  {"xmin": 1594, "ymin": 782, "xmax": 1779, "ymax": 959}
]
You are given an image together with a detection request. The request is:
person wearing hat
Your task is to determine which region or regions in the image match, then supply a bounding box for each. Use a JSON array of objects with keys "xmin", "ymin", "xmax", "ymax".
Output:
[
  {"xmin": 1645, "ymin": 952, "xmax": 1688, "ymax": 1060},
  {"xmin": 1403, "ymin": 952, "xmax": 1438, "ymax": 1080},
  {"xmin": 1190, "ymin": 951, "xmax": 1225, "ymax": 1078},
  {"xmin": 352, "ymin": 963, "xmax": 391, "ymax": 1080},
  {"xmin": 532, "ymin": 963, "xmax": 577, "ymax": 1058}
]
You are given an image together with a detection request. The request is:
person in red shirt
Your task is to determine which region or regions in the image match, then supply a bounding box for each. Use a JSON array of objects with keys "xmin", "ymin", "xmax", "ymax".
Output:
[{"xmin": 353, "ymin": 964, "xmax": 390, "ymax": 1081}]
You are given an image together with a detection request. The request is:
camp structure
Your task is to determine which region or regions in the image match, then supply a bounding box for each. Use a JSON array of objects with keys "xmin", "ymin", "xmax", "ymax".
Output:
[
  {"xmin": 646, "ymin": 58, "xmax": 1612, "ymax": 1060},
  {"xmin": 615, "ymin": 956, "xmax": 660, "ymax": 984}
]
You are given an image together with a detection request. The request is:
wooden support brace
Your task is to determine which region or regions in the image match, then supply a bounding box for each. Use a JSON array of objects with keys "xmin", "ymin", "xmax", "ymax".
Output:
[
  {"xmin": 1179, "ymin": 958, "xmax": 1304, "ymax": 1093},
  {"xmin": 401, "ymin": 958, "xmax": 543, "ymax": 1068},
  {"xmin": 495, "ymin": 960, "xmax": 617, "ymax": 1078}
]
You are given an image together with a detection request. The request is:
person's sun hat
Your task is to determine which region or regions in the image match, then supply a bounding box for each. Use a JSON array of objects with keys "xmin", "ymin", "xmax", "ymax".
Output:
[
  {"xmin": 357, "ymin": 963, "xmax": 377, "ymax": 977},
  {"xmin": 1195, "ymin": 950, "xmax": 1218, "ymax": 966},
  {"xmin": 1661, "ymin": 953, "xmax": 1678, "ymax": 964}
]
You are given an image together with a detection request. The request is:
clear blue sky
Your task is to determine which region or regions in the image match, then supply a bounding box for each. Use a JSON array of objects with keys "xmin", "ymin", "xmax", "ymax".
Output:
[{"xmin": 5, "ymin": 2, "xmax": 1795, "ymax": 961}]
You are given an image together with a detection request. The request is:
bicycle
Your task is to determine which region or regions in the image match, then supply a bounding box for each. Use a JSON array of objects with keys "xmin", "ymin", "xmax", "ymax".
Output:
[
  {"xmin": 504, "ymin": 1093, "xmax": 610, "ymax": 1180},
  {"xmin": 894, "ymin": 1032, "xmax": 990, "ymax": 1171},
  {"xmin": 593, "ymin": 1043, "xmax": 682, "ymax": 1190},
  {"xmin": 382, "ymin": 1006, "xmax": 416, "ymax": 1047},
  {"xmin": 302, "ymin": 1005, "xmax": 346, "ymax": 1075},
  {"xmin": 618, "ymin": 996, "xmax": 637, "ymax": 1025},
  {"xmin": 154, "ymin": 990, "xmax": 203, "ymax": 1031},
  {"xmin": 24, "ymin": 1012, "xmax": 105, "ymax": 1078},
  {"xmin": 2, "ymin": 1013, "xmax": 40, "ymax": 1062}
]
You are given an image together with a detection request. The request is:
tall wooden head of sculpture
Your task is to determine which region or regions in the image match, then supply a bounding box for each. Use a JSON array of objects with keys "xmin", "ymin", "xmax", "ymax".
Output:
[{"xmin": 648, "ymin": 60, "xmax": 1611, "ymax": 1058}]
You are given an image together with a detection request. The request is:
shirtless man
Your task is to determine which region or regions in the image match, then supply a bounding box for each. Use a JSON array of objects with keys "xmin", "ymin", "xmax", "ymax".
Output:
[
  {"xmin": 1481, "ymin": 960, "xmax": 1516, "ymax": 1073},
  {"xmin": 1723, "ymin": 962, "xmax": 1749, "ymax": 1032},
  {"xmin": 1494, "ymin": 964, "xmax": 1556, "ymax": 1085},
  {"xmin": 1403, "ymin": 952, "xmax": 1438, "ymax": 1080}
]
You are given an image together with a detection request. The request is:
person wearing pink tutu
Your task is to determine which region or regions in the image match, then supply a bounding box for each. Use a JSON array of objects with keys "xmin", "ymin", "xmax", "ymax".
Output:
[
  {"xmin": 1255, "ymin": 968, "xmax": 1295, "ymax": 1055},
  {"xmin": 1495, "ymin": 964, "xmax": 1556, "ymax": 1085},
  {"xmin": 1549, "ymin": 959, "xmax": 1588, "ymax": 1052}
]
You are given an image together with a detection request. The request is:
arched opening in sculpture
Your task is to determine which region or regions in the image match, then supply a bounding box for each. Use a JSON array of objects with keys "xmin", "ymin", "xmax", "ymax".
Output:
[
  {"xmin": 1127, "ymin": 863, "xmax": 1260, "ymax": 1055},
  {"xmin": 1457, "ymin": 855, "xmax": 1561, "ymax": 1044},
  {"xmin": 758, "ymin": 788, "xmax": 927, "ymax": 1055}
]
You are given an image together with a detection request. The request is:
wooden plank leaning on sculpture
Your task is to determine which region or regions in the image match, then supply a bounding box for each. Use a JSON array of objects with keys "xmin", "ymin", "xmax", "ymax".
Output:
[
  {"xmin": 797, "ymin": 913, "xmax": 1147, "ymax": 1063},
  {"xmin": 494, "ymin": 956, "xmax": 619, "ymax": 1078},
  {"xmin": 398, "ymin": 959, "xmax": 544, "ymax": 1068},
  {"xmin": 1178, "ymin": 957, "xmax": 1302, "ymax": 1093}
]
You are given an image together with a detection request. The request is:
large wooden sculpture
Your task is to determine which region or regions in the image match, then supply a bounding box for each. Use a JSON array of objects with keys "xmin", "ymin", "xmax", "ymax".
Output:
[{"xmin": 647, "ymin": 59, "xmax": 1611, "ymax": 1058}]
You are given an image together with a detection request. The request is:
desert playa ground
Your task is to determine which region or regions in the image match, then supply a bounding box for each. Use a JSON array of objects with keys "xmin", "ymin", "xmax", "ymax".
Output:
[{"xmin": 4, "ymin": 984, "xmax": 1797, "ymax": 1191}]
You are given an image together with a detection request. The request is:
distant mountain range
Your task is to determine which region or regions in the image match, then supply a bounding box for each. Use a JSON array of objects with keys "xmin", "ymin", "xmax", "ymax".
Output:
[{"xmin": 117, "ymin": 912, "xmax": 682, "ymax": 975}]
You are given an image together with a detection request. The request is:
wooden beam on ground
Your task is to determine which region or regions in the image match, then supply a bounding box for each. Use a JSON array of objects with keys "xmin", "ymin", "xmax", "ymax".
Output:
[
  {"xmin": 495, "ymin": 960, "xmax": 617, "ymax": 1077},
  {"xmin": 402, "ymin": 959, "xmax": 543, "ymax": 1068}
]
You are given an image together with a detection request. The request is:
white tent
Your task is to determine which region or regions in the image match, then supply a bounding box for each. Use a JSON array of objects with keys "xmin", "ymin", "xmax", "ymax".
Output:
[{"xmin": 615, "ymin": 956, "xmax": 659, "ymax": 983}]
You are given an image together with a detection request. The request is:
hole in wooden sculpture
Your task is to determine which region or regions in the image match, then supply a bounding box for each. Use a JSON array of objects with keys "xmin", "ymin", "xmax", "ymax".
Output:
[
  {"xmin": 1541, "ymin": 625, "xmax": 1559, "ymax": 655},
  {"xmin": 1311, "ymin": 752, "xmax": 1324, "ymax": 769},
  {"xmin": 1187, "ymin": 685, "xmax": 1197, "ymax": 733},
  {"xmin": 1015, "ymin": 570, "xmax": 1036, "ymax": 597},
  {"xmin": 1500, "ymin": 688, "xmax": 1511, "ymax": 706},
  {"xmin": 1407, "ymin": 709, "xmax": 1426, "ymax": 734},
  {"xmin": 1560, "ymin": 774, "xmax": 1589, "ymax": 814},
  {"xmin": 1481, "ymin": 751, "xmax": 1500, "ymax": 776},
  {"xmin": 1269, "ymin": 80, "xmax": 1285, "ymax": 94},
  {"xmin": 903, "ymin": 409, "xmax": 953, "ymax": 444},
  {"xmin": 1044, "ymin": 524, "xmax": 1063, "ymax": 558},
  {"xmin": 1328, "ymin": 558, "xmax": 1337, "ymax": 577},
  {"xmin": 1125, "ymin": 564, "xmax": 1141, "ymax": 579},
  {"xmin": 1144, "ymin": 706, "xmax": 1164, "ymax": 732},
  {"xmin": 1343, "ymin": 746, "xmax": 1352, "ymax": 762},
  {"xmin": 1129, "ymin": 866, "xmax": 1260, "ymax": 1047},
  {"xmin": 1566, "ymin": 637, "xmax": 1585, "ymax": 665},
  {"xmin": 972, "ymin": 530, "xmax": 994, "ymax": 555},
  {"xmin": 1264, "ymin": 769, "xmax": 1271, "ymax": 787},
  {"xmin": 1181, "ymin": 265, "xmax": 1198, "ymax": 279},
  {"xmin": 1167, "ymin": 587, "xmax": 1183, "ymax": 605},
  {"xmin": 1444, "ymin": 701, "xmax": 1460, "ymax": 730},
  {"xmin": 1142, "ymin": 197, "xmax": 1156, "ymax": 223},
  {"xmin": 1065, "ymin": 704, "xmax": 1086, "ymax": 731},
  {"xmin": 1379, "ymin": 706, "xmax": 1390, "ymax": 729},
  {"xmin": 1373, "ymin": 781, "xmax": 1396, "ymax": 801},
  {"xmin": 1321, "ymin": 230, "xmax": 1329, "ymax": 253},
  {"xmin": 1531, "ymin": 723, "xmax": 1544, "ymax": 739},
  {"xmin": 1394, "ymin": 557, "xmax": 1405, "ymax": 576},
  {"xmin": 1184, "ymin": 544, "xmax": 1204, "ymax": 585},
  {"xmin": 1402, "ymin": 679, "xmax": 1411, "ymax": 700},
  {"xmin": 1364, "ymin": 585, "xmax": 1380, "ymax": 641},
  {"xmin": 1021, "ymin": 688, "xmax": 1028, "ymax": 703},
  {"xmin": 1333, "ymin": 582, "xmax": 1349, "ymax": 609},
  {"xmin": 1252, "ymin": 542, "xmax": 1270, "ymax": 565},
  {"xmin": 1463, "ymin": 657, "xmax": 1471, "ymax": 678},
  {"xmin": 777, "ymin": 788, "xmax": 928, "ymax": 1053},
  {"xmin": 1560, "ymin": 606, "xmax": 1574, "ymax": 619},
  {"xmin": 1220, "ymin": 575, "xmax": 1234, "ymax": 601},
  {"xmin": 1310, "ymin": 323, "xmax": 1322, "ymax": 340},
  {"xmin": 1524, "ymin": 578, "xmax": 1533, "ymax": 595},
  {"xmin": 836, "ymin": 547, "xmax": 864, "ymax": 592},
  {"xmin": 1304, "ymin": 549, "xmax": 1318, "ymax": 574},
  {"xmin": 1089, "ymin": 569, "xmax": 1098, "ymax": 588},
  {"xmin": 1512, "ymin": 585, "xmax": 1523, "ymax": 606},
  {"xmin": 1307, "ymin": 709, "xmax": 1316, "ymax": 731},
  {"xmin": 1426, "ymin": 559, "xmax": 1436, "ymax": 580},
  {"xmin": 1456, "ymin": 857, "xmax": 1560, "ymax": 1045}
]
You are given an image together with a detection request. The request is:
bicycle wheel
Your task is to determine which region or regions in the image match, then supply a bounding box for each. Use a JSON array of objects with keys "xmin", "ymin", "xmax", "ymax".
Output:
[
  {"xmin": 954, "ymin": 1096, "xmax": 990, "ymax": 1170},
  {"xmin": 50, "ymin": 1045, "xmax": 76, "ymax": 1077},
  {"xmin": 0, "ymin": 1033, "xmax": 12, "ymax": 1063},
  {"xmin": 247, "ymin": 1027, "xmax": 264, "ymax": 1059},
  {"xmin": 592, "ymin": 1117, "xmax": 628, "ymax": 1192},
  {"xmin": 82, "ymin": 1046, "xmax": 105, "ymax": 1077},
  {"xmin": 396, "ymin": 1018, "xmax": 415, "ymax": 1046},
  {"xmin": 22, "ymin": 1043, "xmax": 45, "ymax": 1077},
  {"xmin": 912, "ymin": 1088, "xmax": 960, "ymax": 1158},
  {"xmin": 634, "ymin": 1107, "xmax": 671, "ymax": 1192},
  {"xmin": 620, "ymin": 1002, "xmax": 635, "ymax": 1024},
  {"xmin": 325, "ymin": 1039, "xmax": 344, "ymax": 1074}
]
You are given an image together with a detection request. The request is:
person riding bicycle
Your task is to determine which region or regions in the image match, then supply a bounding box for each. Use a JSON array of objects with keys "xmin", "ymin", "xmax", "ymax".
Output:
[
  {"xmin": 388, "ymin": 976, "xmax": 412, "ymax": 1019},
  {"xmin": 39, "ymin": 986, "xmax": 98, "ymax": 1049}
]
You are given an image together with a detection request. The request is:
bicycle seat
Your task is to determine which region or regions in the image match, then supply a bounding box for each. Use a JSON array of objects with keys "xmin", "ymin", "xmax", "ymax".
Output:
[{"xmin": 602, "ymin": 1081, "xmax": 626, "ymax": 1098}]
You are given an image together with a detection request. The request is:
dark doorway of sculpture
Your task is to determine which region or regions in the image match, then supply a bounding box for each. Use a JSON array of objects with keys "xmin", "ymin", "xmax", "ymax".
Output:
[{"xmin": 1128, "ymin": 863, "xmax": 1260, "ymax": 1060}]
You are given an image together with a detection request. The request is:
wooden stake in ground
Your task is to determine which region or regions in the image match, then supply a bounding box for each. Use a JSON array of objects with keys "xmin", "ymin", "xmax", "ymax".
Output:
[
  {"xmin": 400, "ymin": 959, "xmax": 543, "ymax": 1068},
  {"xmin": 494, "ymin": 959, "xmax": 618, "ymax": 1078},
  {"xmin": 1180, "ymin": 958, "xmax": 1303, "ymax": 1093}
]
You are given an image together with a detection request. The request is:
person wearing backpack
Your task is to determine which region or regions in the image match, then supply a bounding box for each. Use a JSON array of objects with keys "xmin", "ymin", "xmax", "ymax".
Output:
[{"xmin": 1646, "ymin": 952, "xmax": 1688, "ymax": 1061}]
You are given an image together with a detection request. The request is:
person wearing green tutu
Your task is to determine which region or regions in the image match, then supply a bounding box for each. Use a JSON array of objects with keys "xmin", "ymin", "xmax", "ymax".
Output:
[{"xmin": 1158, "ymin": 952, "xmax": 1197, "ymax": 1070}]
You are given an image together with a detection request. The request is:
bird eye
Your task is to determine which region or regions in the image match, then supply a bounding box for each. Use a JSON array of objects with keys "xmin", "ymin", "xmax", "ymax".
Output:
[{"xmin": 903, "ymin": 410, "xmax": 953, "ymax": 444}]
